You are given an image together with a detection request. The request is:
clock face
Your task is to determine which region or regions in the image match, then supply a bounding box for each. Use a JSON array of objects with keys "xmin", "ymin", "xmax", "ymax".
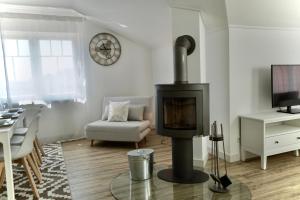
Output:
[{"xmin": 89, "ymin": 33, "xmax": 121, "ymax": 66}]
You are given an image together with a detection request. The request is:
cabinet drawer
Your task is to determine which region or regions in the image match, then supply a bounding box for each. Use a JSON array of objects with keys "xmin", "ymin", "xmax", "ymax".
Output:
[{"xmin": 265, "ymin": 132, "xmax": 300, "ymax": 149}]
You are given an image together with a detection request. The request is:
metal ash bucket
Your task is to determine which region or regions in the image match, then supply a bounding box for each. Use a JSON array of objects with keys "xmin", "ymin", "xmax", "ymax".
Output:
[{"xmin": 127, "ymin": 149, "xmax": 154, "ymax": 181}]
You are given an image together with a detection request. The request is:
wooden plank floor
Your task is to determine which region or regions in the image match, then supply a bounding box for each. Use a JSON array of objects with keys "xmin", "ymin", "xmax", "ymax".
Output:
[{"xmin": 62, "ymin": 132, "xmax": 300, "ymax": 200}]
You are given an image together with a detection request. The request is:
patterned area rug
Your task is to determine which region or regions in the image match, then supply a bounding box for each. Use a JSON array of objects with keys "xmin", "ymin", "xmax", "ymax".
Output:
[{"xmin": 0, "ymin": 143, "xmax": 72, "ymax": 200}]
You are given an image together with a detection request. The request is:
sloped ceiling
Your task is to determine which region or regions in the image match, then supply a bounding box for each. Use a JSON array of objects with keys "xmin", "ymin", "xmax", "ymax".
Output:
[{"xmin": 72, "ymin": 0, "xmax": 172, "ymax": 49}]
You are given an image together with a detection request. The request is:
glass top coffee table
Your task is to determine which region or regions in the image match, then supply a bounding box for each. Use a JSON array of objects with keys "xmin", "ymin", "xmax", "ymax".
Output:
[{"xmin": 111, "ymin": 166, "xmax": 251, "ymax": 200}]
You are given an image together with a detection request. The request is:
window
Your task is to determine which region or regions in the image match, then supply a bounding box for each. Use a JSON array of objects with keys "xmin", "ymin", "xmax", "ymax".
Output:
[
  {"xmin": 0, "ymin": 33, "xmax": 85, "ymax": 103},
  {"xmin": 0, "ymin": 7, "xmax": 86, "ymax": 104},
  {"xmin": 2, "ymin": 39, "xmax": 34, "ymax": 101},
  {"xmin": 5, "ymin": 39, "xmax": 32, "ymax": 82},
  {"xmin": 39, "ymin": 39, "xmax": 76, "ymax": 98}
]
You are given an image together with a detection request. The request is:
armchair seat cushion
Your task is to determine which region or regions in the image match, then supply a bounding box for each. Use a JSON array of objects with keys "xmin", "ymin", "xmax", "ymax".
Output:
[
  {"xmin": 86, "ymin": 120, "xmax": 150, "ymax": 133},
  {"xmin": 86, "ymin": 120, "xmax": 151, "ymax": 142}
]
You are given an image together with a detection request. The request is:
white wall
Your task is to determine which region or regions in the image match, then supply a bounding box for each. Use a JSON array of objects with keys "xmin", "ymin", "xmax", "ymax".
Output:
[
  {"xmin": 199, "ymin": 15, "xmax": 207, "ymax": 82},
  {"xmin": 151, "ymin": 46, "xmax": 173, "ymax": 84},
  {"xmin": 193, "ymin": 14, "xmax": 209, "ymax": 166},
  {"xmin": 38, "ymin": 20, "xmax": 153, "ymax": 143},
  {"xmin": 229, "ymin": 26, "xmax": 300, "ymax": 159},
  {"xmin": 172, "ymin": 8, "xmax": 201, "ymax": 83},
  {"xmin": 206, "ymin": 28, "xmax": 230, "ymax": 157},
  {"xmin": 151, "ymin": 8, "xmax": 202, "ymax": 86}
]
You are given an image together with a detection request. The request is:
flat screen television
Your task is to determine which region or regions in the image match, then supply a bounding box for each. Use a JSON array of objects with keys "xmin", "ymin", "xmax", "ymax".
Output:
[{"xmin": 272, "ymin": 65, "xmax": 300, "ymax": 114}]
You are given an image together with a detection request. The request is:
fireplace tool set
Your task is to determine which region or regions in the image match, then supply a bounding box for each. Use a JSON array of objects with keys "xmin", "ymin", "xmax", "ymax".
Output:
[{"xmin": 209, "ymin": 121, "xmax": 232, "ymax": 193}]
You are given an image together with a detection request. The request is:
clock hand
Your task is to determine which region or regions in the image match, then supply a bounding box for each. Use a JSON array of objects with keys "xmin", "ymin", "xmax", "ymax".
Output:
[
  {"xmin": 97, "ymin": 44, "xmax": 107, "ymax": 52},
  {"xmin": 104, "ymin": 42, "xmax": 112, "ymax": 51},
  {"xmin": 103, "ymin": 46, "xmax": 110, "ymax": 51},
  {"xmin": 101, "ymin": 44, "xmax": 106, "ymax": 50}
]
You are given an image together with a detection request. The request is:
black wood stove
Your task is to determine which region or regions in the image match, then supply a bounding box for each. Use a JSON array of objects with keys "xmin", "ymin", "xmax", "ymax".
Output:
[{"xmin": 156, "ymin": 35, "xmax": 210, "ymax": 184}]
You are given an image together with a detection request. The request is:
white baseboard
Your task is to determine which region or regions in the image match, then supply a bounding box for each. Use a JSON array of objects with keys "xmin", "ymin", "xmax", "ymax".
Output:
[
  {"xmin": 207, "ymin": 147, "xmax": 240, "ymax": 163},
  {"xmin": 193, "ymin": 158, "xmax": 207, "ymax": 168},
  {"xmin": 40, "ymin": 133, "xmax": 86, "ymax": 144},
  {"xmin": 57, "ymin": 136, "xmax": 86, "ymax": 143},
  {"xmin": 229, "ymin": 153, "xmax": 241, "ymax": 162},
  {"xmin": 193, "ymin": 147, "xmax": 209, "ymax": 168}
]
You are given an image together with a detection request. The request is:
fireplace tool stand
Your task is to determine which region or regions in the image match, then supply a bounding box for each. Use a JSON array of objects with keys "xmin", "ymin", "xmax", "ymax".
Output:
[{"xmin": 209, "ymin": 121, "xmax": 232, "ymax": 193}]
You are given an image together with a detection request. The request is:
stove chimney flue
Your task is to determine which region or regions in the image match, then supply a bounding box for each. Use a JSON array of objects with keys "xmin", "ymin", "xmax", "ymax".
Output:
[{"xmin": 174, "ymin": 35, "xmax": 196, "ymax": 84}]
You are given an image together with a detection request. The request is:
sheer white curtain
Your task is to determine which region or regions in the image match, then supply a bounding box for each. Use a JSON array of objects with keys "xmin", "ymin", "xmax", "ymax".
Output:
[
  {"xmin": 0, "ymin": 10, "xmax": 86, "ymax": 105},
  {"xmin": 0, "ymin": 24, "xmax": 8, "ymax": 105}
]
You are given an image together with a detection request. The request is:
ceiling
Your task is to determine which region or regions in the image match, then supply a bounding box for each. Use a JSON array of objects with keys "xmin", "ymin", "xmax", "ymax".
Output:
[
  {"xmin": 0, "ymin": 0, "xmax": 300, "ymax": 48},
  {"xmin": 226, "ymin": 0, "xmax": 300, "ymax": 28}
]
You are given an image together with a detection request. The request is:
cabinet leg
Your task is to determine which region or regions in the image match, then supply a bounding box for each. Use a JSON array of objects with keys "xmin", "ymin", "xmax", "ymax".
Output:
[
  {"xmin": 295, "ymin": 150, "xmax": 299, "ymax": 157},
  {"xmin": 241, "ymin": 148, "xmax": 247, "ymax": 161},
  {"xmin": 261, "ymin": 156, "xmax": 267, "ymax": 170}
]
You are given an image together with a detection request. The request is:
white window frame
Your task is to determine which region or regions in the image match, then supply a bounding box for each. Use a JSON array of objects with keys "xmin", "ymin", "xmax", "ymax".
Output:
[{"xmin": 1, "ymin": 31, "xmax": 80, "ymax": 102}]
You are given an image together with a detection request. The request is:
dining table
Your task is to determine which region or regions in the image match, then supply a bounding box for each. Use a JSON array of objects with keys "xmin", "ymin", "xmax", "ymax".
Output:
[{"xmin": 0, "ymin": 110, "xmax": 24, "ymax": 200}]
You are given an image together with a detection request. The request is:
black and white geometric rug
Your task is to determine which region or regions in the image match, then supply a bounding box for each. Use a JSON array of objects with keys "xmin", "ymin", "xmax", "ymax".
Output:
[{"xmin": 0, "ymin": 143, "xmax": 72, "ymax": 200}]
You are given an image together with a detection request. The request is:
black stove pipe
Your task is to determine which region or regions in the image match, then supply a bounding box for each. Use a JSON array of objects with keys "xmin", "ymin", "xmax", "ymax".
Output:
[{"xmin": 174, "ymin": 35, "xmax": 196, "ymax": 84}]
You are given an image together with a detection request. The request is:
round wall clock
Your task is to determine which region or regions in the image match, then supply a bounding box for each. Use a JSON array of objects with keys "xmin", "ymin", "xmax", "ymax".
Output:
[{"xmin": 89, "ymin": 33, "xmax": 121, "ymax": 66}]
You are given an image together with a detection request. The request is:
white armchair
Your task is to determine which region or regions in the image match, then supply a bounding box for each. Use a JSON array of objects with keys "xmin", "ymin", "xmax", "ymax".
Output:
[{"xmin": 85, "ymin": 96, "xmax": 153, "ymax": 148}]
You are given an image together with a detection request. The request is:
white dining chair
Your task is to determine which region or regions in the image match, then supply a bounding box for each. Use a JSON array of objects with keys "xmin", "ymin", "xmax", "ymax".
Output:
[
  {"xmin": 0, "ymin": 115, "xmax": 41, "ymax": 199},
  {"xmin": 10, "ymin": 113, "xmax": 43, "ymax": 179},
  {"xmin": 12, "ymin": 108, "xmax": 44, "ymax": 165}
]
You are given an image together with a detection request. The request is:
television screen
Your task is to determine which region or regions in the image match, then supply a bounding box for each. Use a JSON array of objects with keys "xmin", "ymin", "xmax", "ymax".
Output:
[{"xmin": 272, "ymin": 65, "xmax": 300, "ymax": 109}]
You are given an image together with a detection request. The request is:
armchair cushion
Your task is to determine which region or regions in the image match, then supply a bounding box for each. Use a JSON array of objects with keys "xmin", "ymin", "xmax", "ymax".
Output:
[
  {"xmin": 128, "ymin": 105, "xmax": 144, "ymax": 121},
  {"xmin": 86, "ymin": 120, "xmax": 150, "ymax": 133},
  {"xmin": 108, "ymin": 101, "xmax": 130, "ymax": 122},
  {"xmin": 86, "ymin": 120, "xmax": 151, "ymax": 142}
]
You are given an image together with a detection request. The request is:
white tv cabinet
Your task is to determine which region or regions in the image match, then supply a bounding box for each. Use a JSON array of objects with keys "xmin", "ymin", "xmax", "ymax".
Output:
[{"xmin": 240, "ymin": 111, "xmax": 300, "ymax": 170}]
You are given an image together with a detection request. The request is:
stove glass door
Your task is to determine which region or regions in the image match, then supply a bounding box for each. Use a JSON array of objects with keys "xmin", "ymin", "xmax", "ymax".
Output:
[{"xmin": 163, "ymin": 97, "xmax": 196, "ymax": 130}]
